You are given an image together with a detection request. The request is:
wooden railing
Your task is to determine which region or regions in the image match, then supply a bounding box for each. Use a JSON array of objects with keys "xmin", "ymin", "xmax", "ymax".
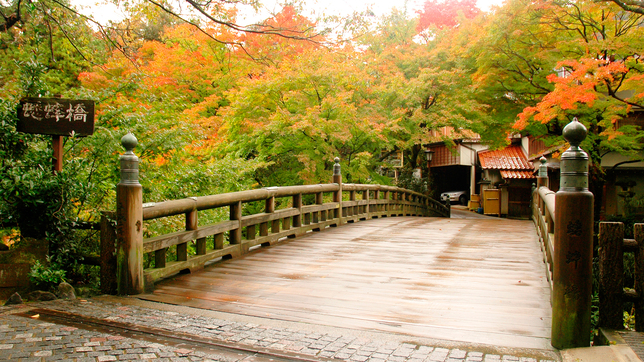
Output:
[
  {"xmin": 532, "ymin": 185, "xmax": 556, "ymax": 291},
  {"xmin": 136, "ymin": 183, "xmax": 447, "ymax": 288},
  {"xmin": 598, "ymin": 222, "xmax": 644, "ymax": 331},
  {"xmin": 103, "ymin": 138, "xmax": 450, "ymax": 295}
]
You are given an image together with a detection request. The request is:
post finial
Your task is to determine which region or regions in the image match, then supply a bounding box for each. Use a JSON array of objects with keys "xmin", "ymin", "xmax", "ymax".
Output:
[
  {"xmin": 119, "ymin": 133, "xmax": 140, "ymax": 185},
  {"xmin": 560, "ymin": 118, "xmax": 589, "ymax": 191},
  {"xmin": 333, "ymin": 157, "xmax": 341, "ymax": 176},
  {"xmin": 538, "ymin": 156, "xmax": 548, "ymax": 178},
  {"xmin": 562, "ymin": 117, "xmax": 587, "ymax": 147},
  {"xmin": 121, "ymin": 132, "xmax": 138, "ymax": 154}
]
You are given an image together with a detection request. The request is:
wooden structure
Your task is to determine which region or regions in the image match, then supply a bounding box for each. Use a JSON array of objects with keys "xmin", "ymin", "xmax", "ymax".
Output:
[
  {"xmin": 598, "ymin": 222, "xmax": 644, "ymax": 331},
  {"xmin": 532, "ymin": 120, "xmax": 595, "ymax": 349},
  {"xmin": 98, "ymin": 119, "xmax": 602, "ymax": 351},
  {"xmin": 140, "ymin": 214, "xmax": 553, "ymax": 350},
  {"xmin": 103, "ymin": 136, "xmax": 450, "ymax": 295}
]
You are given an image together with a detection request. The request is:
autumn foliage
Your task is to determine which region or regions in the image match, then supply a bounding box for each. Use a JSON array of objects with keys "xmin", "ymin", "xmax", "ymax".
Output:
[{"xmin": 416, "ymin": 0, "xmax": 481, "ymax": 31}]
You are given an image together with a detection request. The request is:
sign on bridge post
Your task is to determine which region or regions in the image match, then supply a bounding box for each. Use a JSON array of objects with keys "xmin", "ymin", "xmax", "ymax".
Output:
[
  {"xmin": 551, "ymin": 118, "xmax": 594, "ymax": 349},
  {"xmin": 17, "ymin": 97, "xmax": 95, "ymax": 172}
]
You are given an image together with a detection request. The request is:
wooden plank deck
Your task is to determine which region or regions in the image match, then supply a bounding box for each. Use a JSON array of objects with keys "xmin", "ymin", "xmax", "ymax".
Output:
[{"xmin": 139, "ymin": 210, "xmax": 552, "ymax": 350}]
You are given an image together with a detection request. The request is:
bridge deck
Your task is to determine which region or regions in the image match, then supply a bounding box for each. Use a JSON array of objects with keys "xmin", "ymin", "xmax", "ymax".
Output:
[{"xmin": 139, "ymin": 210, "xmax": 552, "ymax": 351}]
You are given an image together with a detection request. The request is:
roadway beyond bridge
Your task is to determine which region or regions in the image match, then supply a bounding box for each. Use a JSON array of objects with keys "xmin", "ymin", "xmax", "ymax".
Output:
[{"xmin": 138, "ymin": 208, "xmax": 553, "ymax": 352}]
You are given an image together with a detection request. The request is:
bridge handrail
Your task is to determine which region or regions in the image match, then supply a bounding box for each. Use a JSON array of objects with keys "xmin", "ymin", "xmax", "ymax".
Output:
[
  {"xmin": 136, "ymin": 182, "xmax": 447, "ymax": 288},
  {"xmin": 538, "ymin": 186, "xmax": 556, "ymax": 224},
  {"xmin": 142, "ymin": 184, "xmax": 340, "ymax": 220},
  {"xmin": 533, "ymin": 185, "xmax": 555, "ymax": 291},
  {"xmin": 105, "ymin": 143, "xmax": 450, "ymax": 295}
]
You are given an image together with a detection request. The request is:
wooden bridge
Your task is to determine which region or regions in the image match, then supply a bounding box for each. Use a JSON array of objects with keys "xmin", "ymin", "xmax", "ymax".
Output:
[
  {"xmin": 137, "ymin": 210, "xmax": 552, "ymax": 350},
  {"xmin": 104, "ymin": 122, "xmax": 621, "ymax": 352}
]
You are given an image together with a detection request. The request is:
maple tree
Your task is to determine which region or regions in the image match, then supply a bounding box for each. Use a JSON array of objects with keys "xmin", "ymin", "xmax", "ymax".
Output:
[
  {"xmin": 603, "ymin": 0, "xmax": 644, "ymax": 14},
  {"xmin": 471, "ymin": 0, "xmax": 643, "ymax": 146},
  {"xmin": 216, "ymin": 47, "xmax": 391, "ymax": 185},
  {"xmin": 507, "ymin": 0, "xmax": 644, "ymax": 152},
  {"xmin": 416, "ymin": 0, "xmax": 481, "ymax": 35},
  {"xmin": 463, "ymin": 0, "xmax": 644, "ymax": 218},
  {"xmin": 361, "ymin": 8, "xmax": 494, "ymax": 171}
]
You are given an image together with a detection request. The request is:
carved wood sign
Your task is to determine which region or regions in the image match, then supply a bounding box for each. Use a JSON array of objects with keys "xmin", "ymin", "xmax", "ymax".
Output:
[{"xmin": 17, "ymin": 97, "xmax": 95, "ymax": 136}]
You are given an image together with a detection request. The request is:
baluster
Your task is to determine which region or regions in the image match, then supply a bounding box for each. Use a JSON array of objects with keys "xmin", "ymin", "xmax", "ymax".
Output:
[
  {"xmin": 348, "ymin": 190, "xmax": 356, "ymax": 222},
  {"xmin": 289, "ymin": 193, "xmax": 302, "ymax": 239},
  {"xmin": 332, "ymin": 157, "xmax": 342, "ymax": 226},
  {"xmin": 319, "ymin": 192, "xmax": 327, "ymax": 222},
  {"xmin": 362, "ymin": 190, "xmax": 369, "ymax": 219},
  {"xmin": 384, "ymin": 190, "xmax": 390, "ymax": 216},
  {"xmin": 230, "ymin": 201, "xmax": 242, "ymax": 245},
  {"xmin": 260, "ymin": 197, "xmax": 272, "ymax": 237},
  {"xmin": 246, "ymin": 224, "xmax": 256, "ymax": 241},
  {"xmin": 313, "ymin": 192, "xmax": 323, "ymax": 231},
  {"xmin": 293, "ymin": 194, "xmax": 302, "ymax": 227},
  {"xmin": 214, "ymin": 233, "xmax": 224, "ymax": 249},
  {"xmin": 374, "ymin": 190, "xmax": 380, "ymax": 217}
]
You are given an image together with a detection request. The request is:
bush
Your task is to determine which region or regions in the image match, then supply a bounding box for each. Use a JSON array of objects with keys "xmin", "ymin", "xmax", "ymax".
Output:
[{"xmin": 29, "ymin": 259, "xmax": 66, "ymax": 291}]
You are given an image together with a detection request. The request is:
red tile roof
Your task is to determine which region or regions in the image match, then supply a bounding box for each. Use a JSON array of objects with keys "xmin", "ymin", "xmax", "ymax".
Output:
[
  {"xmin": 479, "ymin": 145, "xmax": 533, "ymax": 170},
  {"xmin": 500, "ymin": 170, "xmax": 535, "ymax": 179}
]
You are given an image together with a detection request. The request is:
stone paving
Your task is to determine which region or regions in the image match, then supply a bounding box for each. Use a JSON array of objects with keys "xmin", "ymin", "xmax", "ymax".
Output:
[
  {"xmin": 0, "ymin": 313, "xmax": 222, "ymax": 361},
  {"xmin": 0, "ymin": 298, "xmax": 560, "ymax": 362}
]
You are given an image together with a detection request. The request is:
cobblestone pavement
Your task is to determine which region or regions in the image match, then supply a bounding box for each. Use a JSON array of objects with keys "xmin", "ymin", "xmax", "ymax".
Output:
[{"xmin": 0, "ymin": 297, "xmax": 560, "ymax": 362}]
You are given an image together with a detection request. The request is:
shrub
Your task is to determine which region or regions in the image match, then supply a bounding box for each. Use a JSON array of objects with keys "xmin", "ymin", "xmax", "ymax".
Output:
[{"xmin": 29, "ymin": 260, "xmax": 66, "ymax": 291}]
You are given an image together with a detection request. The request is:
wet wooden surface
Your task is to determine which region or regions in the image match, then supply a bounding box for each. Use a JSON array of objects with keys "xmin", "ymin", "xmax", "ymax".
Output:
[{"xmin": 139, "ymin": 210, "xmax": 552, "ymax": 350}]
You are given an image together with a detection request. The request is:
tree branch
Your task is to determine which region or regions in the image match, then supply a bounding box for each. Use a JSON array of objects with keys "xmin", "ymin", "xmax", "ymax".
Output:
[
  {"xmin": 603, "ymin": 0, "xmax": 644, "ymax": 15},
  {"xmin": 0, "ymin": 0, "xmax": 22, "ymax": 32}
]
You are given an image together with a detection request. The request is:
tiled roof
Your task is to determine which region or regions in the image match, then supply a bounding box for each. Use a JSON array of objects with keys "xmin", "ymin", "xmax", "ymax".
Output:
[
  {"xmin": 500, "ymin": 170, "xmax": 536, "ymax": 179},
  {"xmin": 479, "ymin": 145, "xmax": 533, "ymax": 170}
]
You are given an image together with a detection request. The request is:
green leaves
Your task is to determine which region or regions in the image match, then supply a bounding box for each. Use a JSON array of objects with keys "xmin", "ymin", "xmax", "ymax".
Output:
[{"xmin": 29, "ymin": 260, "xmax": 67, "ymax": 291}]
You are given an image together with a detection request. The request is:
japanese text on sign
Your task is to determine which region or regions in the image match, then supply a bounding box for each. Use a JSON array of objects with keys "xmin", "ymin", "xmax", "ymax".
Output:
[{"xmin": 17, "ymin": 98, "xmax": 95, "ymax": 136}]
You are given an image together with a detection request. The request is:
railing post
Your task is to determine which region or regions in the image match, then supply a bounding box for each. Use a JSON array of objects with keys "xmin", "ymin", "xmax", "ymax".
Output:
[
  {"xmin": 537, "ymin": 156, "xmax": 548, "ymax": 187},
  {"xmin": 332, "ymin": 157, "xmax": 343, "ymax": 226},
  {"xmin": 362, "ymin": 190, "xmax": 369, "ymax": 217},
  {"xmin": 635, "ymin": 224, "xmax": 644, "ymax": 331},
  {"xmin": 383, "ymin": 190, "xmax": 389, "ymax": 215},
  {"xmin": 374, "ymin": 189, "xmax": 381, "ymax": 216},
  {"xmin": 313, "ymin": 192, "xmax": 323, "ymax": 231},
  {"xmin": 535, "ymin": 157, "xmax": 548, "ymax": 217},
  {"xmin": 116, "ymin": 133, "xmax": 144, "ymax": 295},
  {"xmin": 348, "ymin": 190, "xmax": 356, "ymax": 222},
  {"xmin": 598, "ymin": 222, "xmax": 624, "ymax": 330},
  {"xmin": 230, "ymin": 201, "xmax": 242, "ymax": 245},
  {"xmin": 293, "ymin": 194, "xmax": 302, "ymax": 228},
  {"xmin": 179, "ymin": 210, "xmax": 196, "ymax": 262},
  {"xmin": 552, "ymin": 118, "xmax": 594, "ymax": 349}
]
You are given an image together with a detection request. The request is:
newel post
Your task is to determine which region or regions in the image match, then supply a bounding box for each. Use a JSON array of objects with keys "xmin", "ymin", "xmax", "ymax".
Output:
[
  {"xmin": 332, "ymin": 157, "xmax": 343, "ymax": 226},
  {"xmin": 534, "ymin": 157, "xmax": 548, "ymax": 217},
  {"xmin": 116, "ymin": 133, "xmax": 144, "ymax": 295},
  {"xmin": 537, "ymin": 156, "xmax": 548, "ymax": 189},
  {"xmin": 551, "ymin": 118, "xmax": 594, "ymax": 349}
]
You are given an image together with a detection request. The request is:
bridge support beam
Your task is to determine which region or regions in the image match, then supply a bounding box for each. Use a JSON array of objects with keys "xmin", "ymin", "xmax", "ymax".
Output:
[
  {"xmin": 551, "ymin": 119, "xmax": 594, "ymax": 349},
  {"xmin": 116, "ymin": 133, "xmax": 144, "ymax": 295}
]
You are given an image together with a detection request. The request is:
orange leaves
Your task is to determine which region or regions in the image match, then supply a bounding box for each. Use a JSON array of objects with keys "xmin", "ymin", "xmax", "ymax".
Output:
[
  {"xmin": 416, "ymin": 0, "xmax": 481, "ymax": 32},
  {"xmin": 515, "ymin": 58, "xmax": 630, "ymax": 129},
  {"xmin": 78, "ymin": 72, "xmax": 112, "ymax": 89},
  {"xmin": 236, "ymin": 6, "xmax": 324, "ymax": 62}
]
